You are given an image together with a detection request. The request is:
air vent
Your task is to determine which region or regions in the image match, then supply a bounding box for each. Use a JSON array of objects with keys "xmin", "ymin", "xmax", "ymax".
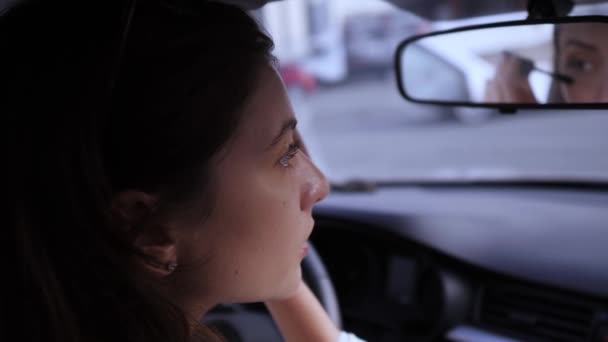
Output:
[{"xmin": 478, "ymin": 284, "xmax": 595, "ymax": 342}]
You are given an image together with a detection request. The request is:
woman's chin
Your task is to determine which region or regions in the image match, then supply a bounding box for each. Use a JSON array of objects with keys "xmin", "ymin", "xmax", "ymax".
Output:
[{"xmin": 268, "ymin": 266, "xmax": 303, "ymax": 301}]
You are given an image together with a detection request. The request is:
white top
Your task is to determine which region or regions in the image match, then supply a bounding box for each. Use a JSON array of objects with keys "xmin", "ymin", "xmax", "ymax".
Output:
[{"xmin": 337, "ymin": 331, "xmax": 366, "ymax": 342}]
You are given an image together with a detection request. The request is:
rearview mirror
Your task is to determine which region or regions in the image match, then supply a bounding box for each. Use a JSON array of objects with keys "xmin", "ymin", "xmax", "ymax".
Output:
[{"xmin": 395, "ymin": 16, "xmax": 608, "ymax": 110}]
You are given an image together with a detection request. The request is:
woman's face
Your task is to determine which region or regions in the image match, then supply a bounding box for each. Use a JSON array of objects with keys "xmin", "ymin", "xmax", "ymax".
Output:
[
  {"xmin": 171, "ymin": 65, "xmax": 329, "ymax": 316},
  {"xmin": 558, "ymin": 22, "xmax": 608, "ymax": 102}
]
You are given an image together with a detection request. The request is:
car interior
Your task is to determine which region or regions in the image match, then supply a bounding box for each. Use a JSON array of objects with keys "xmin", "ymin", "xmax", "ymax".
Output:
[
  {"xmin": 200, "ymin": 0, "xmax": 608, "ymax": 341},
  {"xmin": 5, "ymin": 0, "xmax": 607, "ymax": 341}
]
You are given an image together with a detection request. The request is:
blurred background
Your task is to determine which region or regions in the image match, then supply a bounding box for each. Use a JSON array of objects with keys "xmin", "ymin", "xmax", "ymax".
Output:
[{"xmin": 251, "ymin": 0, "xmax": 608, "ymax": 184}]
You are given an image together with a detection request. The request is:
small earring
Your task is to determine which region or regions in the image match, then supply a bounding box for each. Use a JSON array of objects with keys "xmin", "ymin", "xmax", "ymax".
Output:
[{"xmin": 166, "ymin": 262, "xmax": 178, "ymax": 271}]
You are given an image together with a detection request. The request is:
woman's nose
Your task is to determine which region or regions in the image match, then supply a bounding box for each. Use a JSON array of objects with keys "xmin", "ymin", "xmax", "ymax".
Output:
[{"xmin": 300, "ymin": 155, "xmax": 330, "ymax": 212}]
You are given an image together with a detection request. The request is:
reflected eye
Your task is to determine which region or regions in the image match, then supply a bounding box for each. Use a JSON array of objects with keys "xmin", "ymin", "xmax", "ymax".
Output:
[
  {"xmin": 564, "ymin": 57, "xmax": 594, "ymax": 73},
  {"xmin": 279, "ymin": 142, "xmax": 301, "ymax": 167}
]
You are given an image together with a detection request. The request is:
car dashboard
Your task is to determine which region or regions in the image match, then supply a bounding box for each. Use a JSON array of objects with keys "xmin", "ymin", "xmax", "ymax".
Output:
[{"xmin": 311, "ymin": 186, "xmax": 608, "ymax": 342}]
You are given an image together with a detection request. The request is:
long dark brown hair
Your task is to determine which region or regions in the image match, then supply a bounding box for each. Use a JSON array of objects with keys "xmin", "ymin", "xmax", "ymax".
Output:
[{"xmin": 3, "ymin": 0, "xmax": 274, "ymax": 341}]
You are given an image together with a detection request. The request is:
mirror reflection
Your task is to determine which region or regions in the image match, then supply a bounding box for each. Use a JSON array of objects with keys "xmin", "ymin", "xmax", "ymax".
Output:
[{"xmin": 398, "ymin": 21, "xmax": 608, "ymax": 105}]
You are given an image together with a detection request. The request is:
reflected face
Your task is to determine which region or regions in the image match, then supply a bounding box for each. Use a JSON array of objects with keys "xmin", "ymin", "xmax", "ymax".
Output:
[
  {"xmin": 172, "ymin": 65, "xmax": 329, "ymax": 316},
  {"xmin": 558, "ymin": 22, "xmax": 608, "ymax": 102}
]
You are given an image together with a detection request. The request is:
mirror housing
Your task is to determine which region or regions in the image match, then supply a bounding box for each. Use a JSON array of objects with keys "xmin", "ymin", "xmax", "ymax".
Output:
[{"xmin": 395, "ymin": 16, "xmax": 608, "ymax": 112}]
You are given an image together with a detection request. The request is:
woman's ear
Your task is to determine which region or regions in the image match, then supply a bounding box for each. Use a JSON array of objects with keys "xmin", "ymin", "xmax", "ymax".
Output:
[
  {"xmin": 132, "ymin": 224, "xmax": 179, "ymax": 278},
  {"xmin": 111, "ymin": 191, "xmax": 178, "ymax": 277},
  {"xmin": 111, "ymin": 190, "xmax": 158, "ymax": 227}
]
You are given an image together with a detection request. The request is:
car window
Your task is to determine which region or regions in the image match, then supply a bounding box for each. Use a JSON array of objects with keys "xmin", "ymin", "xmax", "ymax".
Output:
[
  {"xmin": 258, "ymin": 1, "xmax": 608, "ymax": 183},
  {"xmin": 402, "ymin": 44, "xmax": 469, "ymax": 102}
]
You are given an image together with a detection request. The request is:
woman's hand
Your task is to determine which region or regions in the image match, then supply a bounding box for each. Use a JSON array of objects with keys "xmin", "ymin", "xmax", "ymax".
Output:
[
  {"xmin": 265, "ymin": 280, "xmax": 340, "ymax": 342},
  {"xmin": 484, "ymin": 52, "xmax": 538, "ymax": 103}
]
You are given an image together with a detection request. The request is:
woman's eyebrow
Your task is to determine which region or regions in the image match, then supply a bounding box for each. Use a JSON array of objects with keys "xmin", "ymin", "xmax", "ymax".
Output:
[
  {"xmin": 269, "ymin": 118, "xmax": 298, "ymax": 148},
  {"xmin": 565, "ymin": 39, "xmax": 598, "ymax": 51}
]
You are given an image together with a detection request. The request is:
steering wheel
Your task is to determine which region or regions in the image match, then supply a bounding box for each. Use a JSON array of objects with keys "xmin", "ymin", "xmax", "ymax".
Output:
[{"xmin": 204, "ymin": 242, "xmax": 341, "ymax": 341}]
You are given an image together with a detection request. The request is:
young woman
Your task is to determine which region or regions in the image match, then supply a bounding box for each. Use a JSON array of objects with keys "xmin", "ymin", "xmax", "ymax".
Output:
[{"xmin": 3, "ymin": 0, "xmax": 363, "ymax": 341}]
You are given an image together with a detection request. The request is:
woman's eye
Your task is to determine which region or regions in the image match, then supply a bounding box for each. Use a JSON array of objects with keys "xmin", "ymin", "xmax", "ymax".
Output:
[
  {"xmin": 565, "ymin": 57, "xmax": 594, "ymax": 73},
  {"xmin": 279, "ymin": 142, "xmax": 301, "ymax": 167}
]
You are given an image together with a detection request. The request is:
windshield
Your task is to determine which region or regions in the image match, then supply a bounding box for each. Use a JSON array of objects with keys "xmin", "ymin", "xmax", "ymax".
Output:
[{"xmin": 256, "ymin": 1, "xmax": 608, "ymax": 183}]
